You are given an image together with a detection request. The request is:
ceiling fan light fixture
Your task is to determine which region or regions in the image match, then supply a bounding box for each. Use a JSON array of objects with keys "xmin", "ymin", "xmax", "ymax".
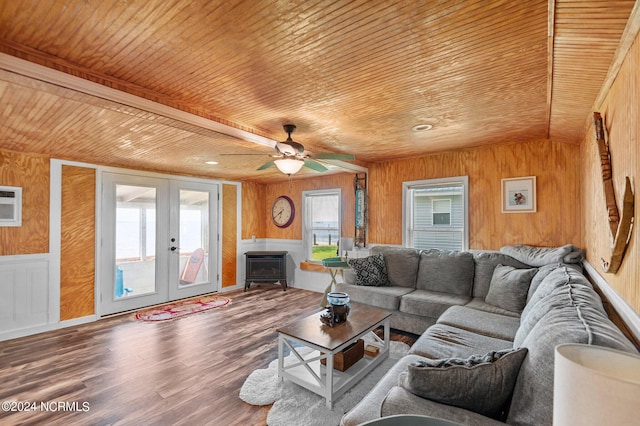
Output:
[{"xmin": 274, "ymin": 158, "xmax": 304, "ymax": 175}]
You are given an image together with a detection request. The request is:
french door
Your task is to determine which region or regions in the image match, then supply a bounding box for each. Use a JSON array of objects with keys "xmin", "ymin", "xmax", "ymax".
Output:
[{"xmin": 99, "ymin": 172, "xmax": 218, "ymax": 316}]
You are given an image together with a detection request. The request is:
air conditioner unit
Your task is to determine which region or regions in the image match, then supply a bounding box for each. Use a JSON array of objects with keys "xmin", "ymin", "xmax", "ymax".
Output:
[{"xmin": 0, "ymin": 186, "xmax": 22, "ymax": 227}]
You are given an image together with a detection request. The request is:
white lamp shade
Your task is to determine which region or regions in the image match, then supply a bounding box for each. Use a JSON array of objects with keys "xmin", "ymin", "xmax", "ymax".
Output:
[
  {"xmin": 554, "ymin": 343, "xmax": 640, "ymax": 426},
  {"xmin": 274, "ymin": 158, "xmax": 304, "ymax": 175},
  {"xmin": 339, "ymin": 237, "xmax": 354, "ymax": 252}
]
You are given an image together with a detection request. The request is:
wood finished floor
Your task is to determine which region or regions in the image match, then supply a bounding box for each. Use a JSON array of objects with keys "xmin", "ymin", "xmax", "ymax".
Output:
[{"xmin": 0, "ymin": 286, "xmax": 417, "ymax": 426}]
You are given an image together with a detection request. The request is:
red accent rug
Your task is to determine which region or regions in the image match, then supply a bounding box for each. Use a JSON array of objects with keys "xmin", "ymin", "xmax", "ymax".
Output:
[{"xmin": 133, "ymin": 295, "xmax": 231, "ymax": 322}]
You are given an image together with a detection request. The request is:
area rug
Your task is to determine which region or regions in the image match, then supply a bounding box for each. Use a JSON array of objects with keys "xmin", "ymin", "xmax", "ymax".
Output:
[
  {"xmin": 133, "ymin": 295, "xmax": 230, "ymax": 322},
  {"xmin": 239, "ymin": 336, "xmax": 409, "ymax": 426}
]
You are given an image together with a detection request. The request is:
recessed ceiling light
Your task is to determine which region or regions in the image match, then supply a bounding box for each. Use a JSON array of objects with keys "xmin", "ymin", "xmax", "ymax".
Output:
[
  {"xmin": 412, "ymin": 124, "xmax": 433, "ymax": 132},
  {"xmin": 205, "ymin": 160, "xmax": 219, "ymax": 165}
]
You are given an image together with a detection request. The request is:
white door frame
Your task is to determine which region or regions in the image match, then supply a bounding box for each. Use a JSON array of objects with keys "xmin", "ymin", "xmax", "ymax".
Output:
[{"xmin": 96, "ymin": 166, "xmax": 222, "ymax": 317}]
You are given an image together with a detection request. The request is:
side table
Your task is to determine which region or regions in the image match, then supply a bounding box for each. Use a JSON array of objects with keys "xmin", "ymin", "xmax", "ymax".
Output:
[{"xmin": 320, "ymin": 257, "xmax": 350, "ymax": 307}]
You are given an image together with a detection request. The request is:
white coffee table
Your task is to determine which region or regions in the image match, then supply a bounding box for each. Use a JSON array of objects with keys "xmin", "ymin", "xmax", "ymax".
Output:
[{"xmin": 276, "ymin": 304, "xmax": 391, "ymax": 408}]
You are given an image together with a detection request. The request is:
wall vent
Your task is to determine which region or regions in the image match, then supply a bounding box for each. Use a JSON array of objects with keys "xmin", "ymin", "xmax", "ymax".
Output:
[{"xmin": 0, "ymin": 186, "xmax": 22, "ymax": 227}]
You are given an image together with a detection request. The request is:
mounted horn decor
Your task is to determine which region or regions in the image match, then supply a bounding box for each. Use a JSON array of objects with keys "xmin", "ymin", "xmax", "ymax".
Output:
[{"xmin": 593, "ymin": 112, "xmax": 635, "ymax": 273}]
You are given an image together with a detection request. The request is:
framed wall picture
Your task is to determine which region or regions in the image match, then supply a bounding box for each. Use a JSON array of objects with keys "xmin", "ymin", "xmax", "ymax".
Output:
[{"xmin": 501, "ymin": 176, "xmax": 536, "ymax": 213}]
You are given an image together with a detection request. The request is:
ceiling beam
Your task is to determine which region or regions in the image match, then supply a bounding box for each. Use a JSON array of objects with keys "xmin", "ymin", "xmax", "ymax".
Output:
[
  {"xmin": 546, "ymin": 0, "xmax": 556, "ymax": 139},
  {"xmin": 0, "ymin": 52, "xmax": 367, "ymax": 177},
  {"xmin": 0, "ymin": 53, "xmax": 277, "ymax": 150},
  {"xmin": 592, "ymin": 0, "xmax": 640, "ymax": 110}
]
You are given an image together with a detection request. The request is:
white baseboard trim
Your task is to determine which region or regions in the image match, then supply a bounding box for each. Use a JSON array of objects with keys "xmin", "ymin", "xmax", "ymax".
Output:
[
  {"xmin": 60, "ymin": 315, "xmax": 97, "ymax": 328},
  {"xmin": 219, "ymin": 284, "xmax": 243, "ymax": 293},
  {"xmin": 0, "ymin": 315, "xmax": 99, "ymax": 342},
  {"xmin": 0, "ymin": 324, "xmax": 59, "ymax": 342},
  {"xmin": 583, "ymin": 261, "xmax": 640, "ymax": 342}
]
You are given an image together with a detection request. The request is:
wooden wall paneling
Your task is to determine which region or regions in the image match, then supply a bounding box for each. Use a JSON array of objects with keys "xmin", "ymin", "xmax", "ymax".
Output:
[
  {"xmin": 582, "ymin": 29, "xmax": 640, "ymax": 313},
  {"xmin": 368, "ymin": 139, "xmax": 582, "ymax": 250},
  {"xmin": 241, "ymin": 181, "xmax": 266, "ymax": 240},
  {"xmin": 60, "ymin": 165, "xmax": 95, "ymax": 320},
  {"xmin": 0, "ymin": 150, "xmax": 49, "ymax": 255},
  {"xmin": 262, "ymin": 173, "xmax": 356, "ymax": 244},
  {"xmin": 222, "ymin": 184, "xmax": 237, "ymax": 288}
]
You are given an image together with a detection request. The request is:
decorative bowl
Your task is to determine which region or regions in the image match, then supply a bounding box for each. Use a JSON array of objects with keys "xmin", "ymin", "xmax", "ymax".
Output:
[{"xmin": 327, "ymin": 292, "xmax": 350, "ymax": 306}]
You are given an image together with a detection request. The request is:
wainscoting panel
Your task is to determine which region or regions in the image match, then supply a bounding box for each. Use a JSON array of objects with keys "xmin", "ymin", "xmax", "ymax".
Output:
[{"xmin": 0, "ymin": 254, "xmax": 50, "ymax": 336}]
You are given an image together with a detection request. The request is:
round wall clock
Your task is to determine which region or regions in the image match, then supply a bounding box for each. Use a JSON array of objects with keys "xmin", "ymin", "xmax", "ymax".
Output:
[{"xmin": 271, "ymin": 195, "xmax": 295, "ymax": 228}]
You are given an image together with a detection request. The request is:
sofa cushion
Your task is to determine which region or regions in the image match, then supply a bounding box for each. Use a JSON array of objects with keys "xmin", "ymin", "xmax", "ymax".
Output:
[
  {"xmin": 464, "ymin": 298, "xmax": 520, "ymax": 318},
  {"xmin": 347, "ymin": 253, "xmax": 389, "ymax": 286},
  {"xmin": 508, "ymin": 302, "xmax": 637, "ymax": 426},
  {"xmin": 339, "ymin": 354, "xmax": 427, "ymax": 426},
  {"xmin": 400, "ymin": 348, "xmax": 528, "ymax": 419},
  {"xmin": 371, "ymin": 246, "xmax": 421, "ymax": 288},
  {"xmin": 500, "ymin": 244, "xmax": 584, "ymax": 266},
  {"xmin": 485, "ymin": 264, "xmax": 537, "ymax": 314},
  {"xmin": 514, "ymin": 267, "xmax": 604, "ymax": 347},
  {"xmin": 334, "ymin": 282, "xmax": 413, "ymax": 311},
  {"xmin": 526, "ymin": 262, "xmax": 568, "ymax": 302},
  {"xmin": 416, "ymin": 249, "xmax": 475, "ymax": 296},
  {"xmin": 409, "ymin": 324, "xmax": 513, "ymax": 360},
  {"xmin": 399, "ymin": 289, "xmax": 471, "ymax": 319},
  {"xmin": 379, "ymin": 387, "xmax": 508, "ymax": 426},
  {"xmin": 437, "ymin": 305, "xmax": 520, "ymax": 341},
  {"xmin": 470, "ymin": 251, "xmax": 530, "ymax": 299}
]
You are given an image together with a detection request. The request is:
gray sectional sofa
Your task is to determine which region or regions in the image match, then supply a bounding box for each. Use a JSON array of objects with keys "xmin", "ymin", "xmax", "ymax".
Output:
[{"xmin": 337, "ymin": 245, "xmax": 638, "ymax": 426}]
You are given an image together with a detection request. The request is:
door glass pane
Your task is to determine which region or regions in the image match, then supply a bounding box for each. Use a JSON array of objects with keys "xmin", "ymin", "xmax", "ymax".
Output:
[
  {"xmin": 179, "ymin": 190, "xmax": 209, "ymax": 286},
  {"xmin": 115, "ymin": 184, "xmax": 157, "ymax": 299}
]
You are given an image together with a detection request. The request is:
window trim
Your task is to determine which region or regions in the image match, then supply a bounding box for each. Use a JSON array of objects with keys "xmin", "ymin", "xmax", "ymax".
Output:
[
  {"xmin": 402, "ymin": 176, "xmax": 469, "ymax": 250},
  {"xmin": 302, "ymin": 188, "xmax": 342, "ymax": 262}
]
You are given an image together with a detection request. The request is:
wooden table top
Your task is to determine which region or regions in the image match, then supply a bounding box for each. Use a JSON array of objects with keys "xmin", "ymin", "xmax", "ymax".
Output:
[{"xmin": 277, "ymin": 304, "xmax": 391, "ymax": 351}]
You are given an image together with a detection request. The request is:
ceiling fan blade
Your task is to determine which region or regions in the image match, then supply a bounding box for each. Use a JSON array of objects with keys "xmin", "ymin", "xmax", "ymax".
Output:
[
  {"xmin": 312, "ymin": 153, "xmax": 355, "ymax": 160},
  {"xmin": 277, "ymin": 141, "xmax": 305, "ymax": 155},
  {"xmin": 304, "ymin": 159, "xmax": 328, "ymax": 172},
  {"xmin": 257, "ymin": 161, "xmax": 275, "ymax": 170}
]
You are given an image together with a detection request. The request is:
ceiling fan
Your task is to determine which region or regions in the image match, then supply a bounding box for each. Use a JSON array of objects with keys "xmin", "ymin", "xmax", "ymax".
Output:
[{"xmin": 223, "ymin": 124, "xmax": 355, "ymax": 175}]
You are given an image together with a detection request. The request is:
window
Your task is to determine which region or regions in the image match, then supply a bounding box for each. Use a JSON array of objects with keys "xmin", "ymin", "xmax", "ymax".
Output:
[
  {"xmin": 303, "ymin": 189, "xmax": 341, "ymax": 261},
  {"xmin": 432, "ymin": 199, "xmax": 451, "ymax": 225},
  {"xmin": 403, "ymin": 176, "xmax": 468, "ymax": 251}
]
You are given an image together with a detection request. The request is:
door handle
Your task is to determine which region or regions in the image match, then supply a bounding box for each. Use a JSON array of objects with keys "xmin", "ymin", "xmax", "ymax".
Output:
[{"xmin": 170, "ymin": 246, "xmax": 180, "ymax": 252}]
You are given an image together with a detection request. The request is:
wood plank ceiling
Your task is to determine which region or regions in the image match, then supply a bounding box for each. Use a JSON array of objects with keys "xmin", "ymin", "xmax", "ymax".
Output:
[{"xmin": 0, "ymin": 0, "xmax": 636, "ymax": 182}]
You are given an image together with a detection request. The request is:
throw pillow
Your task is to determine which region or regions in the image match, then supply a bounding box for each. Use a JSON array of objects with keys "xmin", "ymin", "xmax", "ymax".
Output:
[
  {"xmin": 485, "ymin": 264, "xmax": 538, "ymax": 313},
  {"xmin": 347, "ymin": 254, "xmax": 389, "ymax": 286},
  {"xmin": 400, "ymin": 348, "xmax": 528, "ymax": 419}
]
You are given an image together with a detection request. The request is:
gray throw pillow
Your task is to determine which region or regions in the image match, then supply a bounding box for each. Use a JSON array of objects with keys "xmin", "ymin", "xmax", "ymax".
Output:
[
  {"xmin": 485, "ymin": 264, "xmax": 538, "ymax": 313},
  {"xmin": 347, "ymin": 254, "xmax": 389, "ymax": 286},
  {"xmin": 400, "ymin": 348, "xmax": 528, "ymax": 419}
]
